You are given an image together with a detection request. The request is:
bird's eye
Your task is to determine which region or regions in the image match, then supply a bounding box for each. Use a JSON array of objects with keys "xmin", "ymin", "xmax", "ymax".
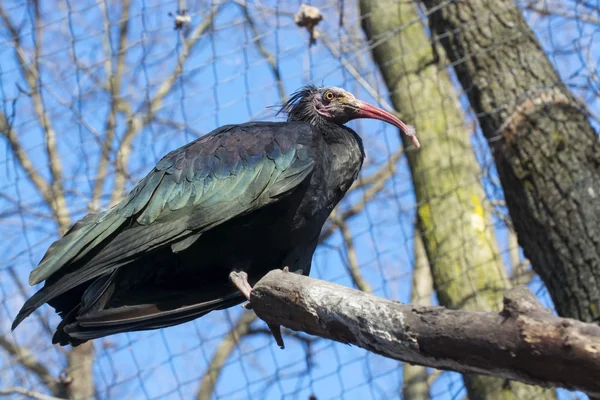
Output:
[{"xmin": 324, "ymin": 91, "xmax": 334, "ymax": 101}]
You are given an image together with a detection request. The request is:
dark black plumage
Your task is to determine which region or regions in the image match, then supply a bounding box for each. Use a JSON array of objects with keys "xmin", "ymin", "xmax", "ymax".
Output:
[{"xmin": 12, "ymin": 85, "xmax": 418, "ymax": 346}]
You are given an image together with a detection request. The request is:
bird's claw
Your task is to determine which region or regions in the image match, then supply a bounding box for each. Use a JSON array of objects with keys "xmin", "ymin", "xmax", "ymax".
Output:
[
  {"xmin": 283, "ymin": 265, "xmax": 305, "ymax": 275},
  {"xmin": 268, "ymin": 323, "xmax": 285, "ymax": 349}
]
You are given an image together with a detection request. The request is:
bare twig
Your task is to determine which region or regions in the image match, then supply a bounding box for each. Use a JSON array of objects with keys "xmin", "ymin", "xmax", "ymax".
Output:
[
  {"xmin": 510, "ymin": 264, "xmax": 535, "ymax": 286},
  {"xmin": 0, "ymin": 113, "xmax": 59, "ymax": 225},
  {"xmin": 0, "ymin": 387, "xmax": 66, "ymax": 400},
  {"xmin": 320, "ymin": 34, "xmax": 396, "ymax": 115},
  {"xmin": 522, "ymin": 0, "xmax": 600, "ymax": 25},
  {"xmin": 332, "ymin": 214, "xmax": 373, "ymax": 293},
  {"xmin": 0, "ymin": 3, "xmax": 70, "ymax": 233},
  {"xmin": 507, "ymin": 229, "xmax": 536, "ymax": 286},
  {"xmin": 349, "ymin": 146, "xmax": 404, "ymax": 191},
  {"xmin": 111, "ymin": 3, "xmax": 223, "ymax": 205},
  {"xmin": 0, "ymin": 193, "xmax": 53, "ymax": 220},
  {"xmin": 238, "ymin": 2, "xmax": 285, "ymax": 101},
  {"xmin": 196, "ymin": 311, "xmax": 257, "ymax": 400},
  {"xmin": 153, "ymin": 116, "xmax": 205, "ymax": 137},
  {"xmin": 89, "ymin": 0, "xmax": 131, "ymax": 212},
  {"xmin": 0, "ymin": 336, "xmax": 68, "ymax": 398}
]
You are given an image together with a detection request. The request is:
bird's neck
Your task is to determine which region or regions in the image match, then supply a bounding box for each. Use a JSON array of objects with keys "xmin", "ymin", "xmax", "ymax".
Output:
[
  {"xmin": 287, "ymin": 114, "xmax": 363, "ymax": 154},
  {"xmin": 320, "ymin": 120, "xmax": 363, "ymax": 149}
]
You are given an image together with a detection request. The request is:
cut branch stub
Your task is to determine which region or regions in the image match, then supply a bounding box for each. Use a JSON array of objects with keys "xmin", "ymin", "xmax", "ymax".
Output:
[{"xmin": 250, "ymin": 270, "xmax": 600, "ymax": 397}]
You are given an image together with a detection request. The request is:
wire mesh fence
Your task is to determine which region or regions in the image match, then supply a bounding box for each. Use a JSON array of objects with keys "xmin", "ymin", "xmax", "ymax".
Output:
[{"xmin": 0, "ymin": 0, "xmax": 598, "ymax": 399}]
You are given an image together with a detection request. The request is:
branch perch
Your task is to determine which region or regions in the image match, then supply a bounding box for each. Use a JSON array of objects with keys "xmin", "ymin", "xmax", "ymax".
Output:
[{"xmin": 250, "ymin": 270, "xmax": 600, "ymax": 396}]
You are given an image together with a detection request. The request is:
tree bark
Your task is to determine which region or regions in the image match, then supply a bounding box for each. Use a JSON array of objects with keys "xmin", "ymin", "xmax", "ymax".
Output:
[
  {"xmin": 65, "ymin": 342, "xmax": 94, "ymax": 400},
  {"xmin": 421, "ymin": 0, "xmax": 600, "ymax": 323},
  {"xmin": 250, "ymin": 270, "xmax": 600, "ymax": 397},
  {"xmin": 358, "ymin": 1, "xmax": 554, "ymax": 398},
  {"xmin": 402, "ymin": 231, "xmax": 433, "ymax": 400}
]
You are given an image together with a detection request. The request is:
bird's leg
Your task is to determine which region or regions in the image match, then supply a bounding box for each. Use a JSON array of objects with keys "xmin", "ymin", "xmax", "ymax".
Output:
[
  {"xmin": 229, "ymin": 271, "xmax": 253, "ymax": 300},
  {"xmin": 229, "ymin": 271, "xmax": 254, "ymax": 310},
  {"xmin": 228, "ymin": 269, "xmax": 286, "ymax": 349}
]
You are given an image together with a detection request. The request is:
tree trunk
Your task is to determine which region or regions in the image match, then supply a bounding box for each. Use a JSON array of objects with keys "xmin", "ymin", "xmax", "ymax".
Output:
[
  {"xmin": 402, "ymin": 231, "xmax": 433, "ymax": 400},
  {"xmin": 358, "ymin": 1, "xmax": 555, "ymax": 398},
  {"xmin": 66, "ymin": 342, "xmax": 95, "ymax": 399},
  {"xmin": 421, "ymin": 0, "xmax": 600, "ymax": 323}
]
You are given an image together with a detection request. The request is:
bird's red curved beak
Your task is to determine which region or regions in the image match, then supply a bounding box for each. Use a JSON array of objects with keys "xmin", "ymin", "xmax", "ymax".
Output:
[{"xmin": 353, "ymin": 100, "xmax": 420, "ymax": 148}]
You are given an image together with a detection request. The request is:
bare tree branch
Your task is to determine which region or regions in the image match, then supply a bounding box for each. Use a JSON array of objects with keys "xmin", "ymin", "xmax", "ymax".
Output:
[
  {"xmin": 238, "ymin": 1, "xmax": 285, "ymax": 101},
  {"xmin": 0, "ymin": 387, "xmax": 66, "ymax": 400},
  {"xmin": 0, "ymin": 336, "xmax": 68, "ymax": 398},
  {"xmin": 331, "ymin": 214, "xmax": 373, "ymax": 293},
  {"xmin": 0, "ymin": 192, "xmax": 53, "ymax": 221},
  {"xmin": 0, "ymin": 114, "xmax": 57, "ymax": 223},
  {"xmin": 521, "ymin": 0, "xmax": 600, "ymax": 25},
  {"xmin": 350, "ymin": 146, "xmax": 404, "ymax": 191},
  {"xmin": 153, "ymin": 116, "xmax": 205, "ymax": 138},
  {"xmin": 0, "ymin": 2, "xmax": 70, "ymax": 233},
  {"xmin": 196, "ymin": 311, "xmax": 257, "ymax": 400},
  {"xmin": 507, "ymin": 229, "xmax": 536, "ymax": 286},
  {"xmin": 89, "ymin": 0, "xmax": 131, "ymax": 212},
  {"xmin": 251, "ymin": 270, "xmax": 600, "ymax": 397},
  {"xmin": 111, "ymin": 3, "xmax": 223, "ymax": 205},
  {"xmin": 320, "ymin": 34, "xmax": 397, "ymax": 115}
]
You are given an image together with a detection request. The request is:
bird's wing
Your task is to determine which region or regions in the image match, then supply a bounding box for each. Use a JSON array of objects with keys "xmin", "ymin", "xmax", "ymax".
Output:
[{"xmin": 14, "ymin": 122, "xmax": 314, "ymax": 329}]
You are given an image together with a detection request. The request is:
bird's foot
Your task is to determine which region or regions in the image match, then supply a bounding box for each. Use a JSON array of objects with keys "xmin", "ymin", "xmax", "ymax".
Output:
[
  {"xmin": 229, "ymin": 271, "xmax": 252, "ymax": 300},
  {"xmin": 229, "ymin": 270, "xmax": 285, "ymax": 349}
]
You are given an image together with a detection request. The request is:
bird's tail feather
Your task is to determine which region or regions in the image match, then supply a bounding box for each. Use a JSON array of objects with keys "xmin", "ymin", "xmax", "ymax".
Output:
[
  {"xmin": 28, "ymin": 170, "xmax": 167, "ymax": 287},
  {"xmin": 55, "ymin": 293, "xmax": 244, "ymax": 346},
  {"xmin": 11, "ymin": 266, "xmax": 122, "ymax": 331}
]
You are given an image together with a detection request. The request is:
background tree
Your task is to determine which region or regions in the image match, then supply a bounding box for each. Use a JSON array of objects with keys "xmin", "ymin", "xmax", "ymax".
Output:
[
  {"xmin": 421, "ymin": 0, "xmax": 600, "ymax": 323},
  {"xmin": 359, "ymin": 1, "xmax": 553, "ymax": 398},
  {"xmin": 0, "ymin": 0, "xmax": 596, "ymax": 399}
]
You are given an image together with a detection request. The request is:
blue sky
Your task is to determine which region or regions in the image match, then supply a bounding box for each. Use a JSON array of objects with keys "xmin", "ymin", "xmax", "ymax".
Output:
[{"xmin": 0, "ymin": 0, "xmax": 597, "ymax": 399}]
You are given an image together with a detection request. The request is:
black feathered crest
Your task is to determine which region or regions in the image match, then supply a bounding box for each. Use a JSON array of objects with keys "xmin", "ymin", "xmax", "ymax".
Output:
[{"xmin": 278, "ymin": 85, "xmax": 322, "ymax": 125}]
